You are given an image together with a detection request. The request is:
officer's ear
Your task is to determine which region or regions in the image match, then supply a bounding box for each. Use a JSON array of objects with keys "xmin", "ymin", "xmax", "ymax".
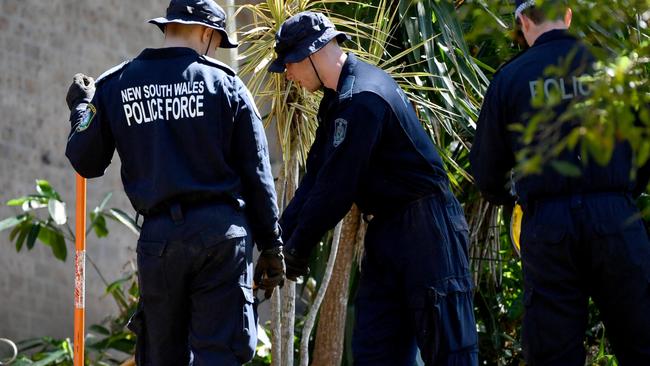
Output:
[
  {"xmin": 563, "ymin": 8, "xmax": 573, "ymax": 28},
  {"xmin": 201, "ymin": 27, "xmax": 213, "ymax": 45},
  {"xmin": 518, "ymin": 14, "xmax": 532, "ymax": 33}
]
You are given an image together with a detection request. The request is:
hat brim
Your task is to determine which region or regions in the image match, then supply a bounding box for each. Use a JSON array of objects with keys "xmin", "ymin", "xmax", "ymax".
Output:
[
  {"xmin": 268, "ymin": 30, "xmax": 350, "ymax": 73},
  {"xmin": 148, "ymin": 17, "xmax": 238, "ymax": 49}
]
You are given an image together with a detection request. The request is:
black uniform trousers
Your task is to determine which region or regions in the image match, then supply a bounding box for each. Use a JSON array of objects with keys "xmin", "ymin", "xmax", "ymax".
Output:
[
  {"xmin": 520, "ymin": 192, "xmax": 650, "ymax": 365},
  {"xmin": 353, "ymin": 189, "xmax": 479, "ymax": 365},
  {"xmin": 128, "ymin": 203, "xmax": 257, "ymax": 366}
]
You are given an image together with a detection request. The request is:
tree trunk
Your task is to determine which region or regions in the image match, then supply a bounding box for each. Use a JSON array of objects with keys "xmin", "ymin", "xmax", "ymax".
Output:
[
  {"xmin": 271, "ymin": 166, "xmax": 287, "ymax": 366},
  {"xmin": 279, "ymin": 143, "xmax": 300, "ymax": 366},
  {"xmin": 299, "ymin": 221, "xmax": 343, "ymax": 366},
  {"xmin": 311, "ymin": 205, "xmax": 362, "ymax": 366}
]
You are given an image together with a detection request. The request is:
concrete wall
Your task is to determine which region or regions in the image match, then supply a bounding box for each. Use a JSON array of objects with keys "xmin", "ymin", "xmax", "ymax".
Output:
[{"xmin": 0, "ymin": 0, "xmax": 253, "ymax": 341}]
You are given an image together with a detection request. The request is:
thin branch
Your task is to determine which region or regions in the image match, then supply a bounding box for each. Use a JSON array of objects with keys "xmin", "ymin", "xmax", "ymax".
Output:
[{"xmin": 299, "ymin": 220, "xmax": 343, "ymax": 366}]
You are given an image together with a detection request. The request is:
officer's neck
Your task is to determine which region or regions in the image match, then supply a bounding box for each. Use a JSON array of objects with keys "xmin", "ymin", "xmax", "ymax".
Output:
[
  {"xmin": 313, "ymin": 47, "xmax": 348, "ymax": 91},
  {"xmin": 526, "ymin": 22, "xmax": 569, "ymax": 47},
  {"xmin": 162, "ymin": 37, "xmax": 204, "ymax": 55}
]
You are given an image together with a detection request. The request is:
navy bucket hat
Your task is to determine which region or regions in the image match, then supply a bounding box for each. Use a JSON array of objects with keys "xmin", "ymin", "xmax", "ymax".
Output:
[
  {"xmin": 514, "ymin": 0, "xmax": 536, "ymax": 18},
  {"xmin": 268, "ymin": 11, "xmax": 350, "ymax": 73},
  {"xmin": 149, "ymin": 0, "xmax": 238, "ymax": 48}
]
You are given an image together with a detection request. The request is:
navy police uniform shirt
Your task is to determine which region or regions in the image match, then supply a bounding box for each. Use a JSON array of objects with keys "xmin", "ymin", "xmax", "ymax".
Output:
[
  {"xmin": 281, "ymin": 53, "xmax": 448, "ymax": 258},
  {"xmin": 470, "ymin": 30, "xmax": 650, "ymax": 205},
  {"xmin": 66, "ymin": 47, "xmax": 282, "ymax": 250}
]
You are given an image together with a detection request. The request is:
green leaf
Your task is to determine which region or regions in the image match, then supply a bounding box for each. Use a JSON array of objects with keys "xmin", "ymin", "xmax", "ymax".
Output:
[
  {"xmin": 30, "ymin": 349, "xmax": 68, "ymax": 366},
  {"xmin": 129, "ymin": 280, "xmax": 139, "ymax": 298},
  {"xmin": 92, "ymin": 214, "xmax": 109, "ymax": 238},
  {"xmin": 108, "ymin": 208, "xmax": 140, "ymax": 235},
  {"xmin": 89, "ymin": 324, "xmax": 111, "ymax": 335},
  {"xmin": 0, "ymin": 215, "xmax": 27, "ymax": 232},
  {"xmin": 38, "ymin": 225, "xmax": 67, "ymax": 261},
  {"xmin": 9, "ymin": 224, "xmax": 22, "ymax": 242},
  {"xmin": 21, "ymin": 200, "xmax": 47, "ymax": 212},
  {"xmin": 96, "ymin": 192, "xmax": 113, "ymax": 212},
  {"xmin": 15, "ymin": 224, "xmax": 29, "ymax": 252},
  {"xmin": 105, "ymin": 277, "xmax": 130, "ymax": 295},
  {"xmin": 37, "ymin": 226, "xmax": 55, "ymax": 246},
  {"xmin": 26, "ymin": 223, "xmax": 41, "ymax": 250},
  {"xmin": 50, "ymin": 233, "xmax": 67, "ymax": 261},
  {"xmin": 35, "ymin": 179, "xmax": 61, "ymax": 200},
  {"xmin": 550, "ymin": 160, "xmax": 582, "ymax": 177},
  {"xmin": 47, "ymin": 199, "xmax": 67, "ymax": 225},
  {"xmin": 7, "ymin": 196, "xmax": 29, "ymax": 206}
]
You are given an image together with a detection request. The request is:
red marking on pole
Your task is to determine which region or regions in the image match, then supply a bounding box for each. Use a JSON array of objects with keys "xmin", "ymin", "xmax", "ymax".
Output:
[{"xmin": 74, "ymin": 174, "xmax": 86, "ymax": 366}]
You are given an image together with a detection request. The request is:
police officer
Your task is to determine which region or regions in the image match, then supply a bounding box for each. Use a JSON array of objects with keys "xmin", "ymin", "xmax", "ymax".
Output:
[
  {"xmin": 268, "ymin": 11, "xmax": 478, "ymax": 365},
  {"xmin": 64, "ymin": 1, "xmax": 285, "ymax": 365},
  {"xmin": 470, "ymin": 1, "xmax": 650, "ymax": 364}
]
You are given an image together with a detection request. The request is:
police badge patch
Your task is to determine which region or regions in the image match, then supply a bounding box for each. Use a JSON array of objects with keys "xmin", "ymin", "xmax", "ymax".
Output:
[
  {"xmin": 333, "ymin": 118, "xmax": 347, "ymax": 147},
  {"xmin": 77, "ymin": 104, "xmax": 96, "ymax": 132}
]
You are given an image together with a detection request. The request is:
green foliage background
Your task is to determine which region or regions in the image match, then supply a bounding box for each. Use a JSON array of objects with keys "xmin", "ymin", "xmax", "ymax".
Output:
[{"xmin": 1, "ymin": 0, "xmax": 648, "ymax": 365}]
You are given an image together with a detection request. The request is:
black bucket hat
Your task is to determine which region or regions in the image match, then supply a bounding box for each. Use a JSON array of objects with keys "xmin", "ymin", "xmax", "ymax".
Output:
[
  {"xmin": 149, "ymin": 0, "xmax": 238, "ymax": 49},
  {"xmin": 268, "ymin": 11, "xmax": 350, "ymax": 73}
]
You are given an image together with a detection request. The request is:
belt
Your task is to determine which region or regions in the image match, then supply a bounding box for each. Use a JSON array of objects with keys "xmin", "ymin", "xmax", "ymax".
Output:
[
  {"xmin": 137, "ymin": 194, "xmax": 244, "ymax": 225},
  {"xmin": 364, "ymin": 189, "xmax": 447, "ymax": 223}
]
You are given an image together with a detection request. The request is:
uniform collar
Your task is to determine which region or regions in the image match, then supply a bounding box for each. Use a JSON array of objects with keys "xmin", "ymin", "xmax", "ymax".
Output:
[
  {"xmin": 325, "ymin": 52, "xmax": 357, "ymax": 101},
  {"xmin": 532, "ymin": 29, "xmax": 576, "ymax": 47},
  {"xmin": 137, "ymin": 47, "xmax": 200, "ymax": 60}
]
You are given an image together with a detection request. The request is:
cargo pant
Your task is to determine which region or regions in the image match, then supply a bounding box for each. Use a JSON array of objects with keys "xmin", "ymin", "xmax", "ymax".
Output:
[
  {"xmin": 353, "ymin": 190, "xmax": 479, "ymax": 365},
  {"xmin": 520, "ymin": 193, "xmax": 650, "ymax": 365},
  {"xmin": 127, "ymin": 203, "xmax": 257, "ymax": 366}
]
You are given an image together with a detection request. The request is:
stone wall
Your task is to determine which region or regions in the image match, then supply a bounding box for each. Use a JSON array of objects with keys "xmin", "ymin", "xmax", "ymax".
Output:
[{"xmin": 0, "ymin": 0, "xmax": 254, "ymax": 341}]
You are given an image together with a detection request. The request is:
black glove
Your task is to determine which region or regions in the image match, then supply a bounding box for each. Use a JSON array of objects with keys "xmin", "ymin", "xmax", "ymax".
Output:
[
  {"xmin": 66, "ymin": 73, "xmax": 95, "ymax": 111},
  {"xmin": 284, "ymin": 248, "xmax": 310, "ymax": 281},
  {"xmin": 254, "ymin": 246, "xmax": 286, "ymax": 299}
]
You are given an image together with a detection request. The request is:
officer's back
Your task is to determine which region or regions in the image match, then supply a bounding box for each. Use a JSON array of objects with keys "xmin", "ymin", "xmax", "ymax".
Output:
[
  {"xmin": 470, "ymin": 2, "xmax": 650, "ymax": 364},
  {"xmin": 64, "ymin": 2, "xmax": 285, "ymax": 364},
  {"xmin": 89, "ymin": 47, "xmax": 247, "ymax": 213},
  {"xmin": 471, "ymin": 28, "xmax": 644, "ymax": 204}
]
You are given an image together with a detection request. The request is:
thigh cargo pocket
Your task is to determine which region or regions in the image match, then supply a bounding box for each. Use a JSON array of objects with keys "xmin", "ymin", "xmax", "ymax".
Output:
[
  {"xmin": 410, "ymin": 276, "xmax": 477, "ymax": 363},
  {"xmin": 232, "ymin": 284, "xmax": 258, "ymax": 363},
  {"xmin": 136, "ymin": 239, "xmax": 168, "ymax": 300}
]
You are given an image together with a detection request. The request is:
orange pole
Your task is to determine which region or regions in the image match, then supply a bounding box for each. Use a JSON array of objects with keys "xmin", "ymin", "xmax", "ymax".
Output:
[{"xmin": 74, "ymin": 174, "xmax": 86, "ymax": 366}]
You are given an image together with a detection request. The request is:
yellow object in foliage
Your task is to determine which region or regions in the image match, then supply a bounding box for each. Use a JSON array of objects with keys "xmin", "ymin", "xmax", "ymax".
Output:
[{"xmin": 510, "ymin": 204, "xmax": 523, "ymax": 257}]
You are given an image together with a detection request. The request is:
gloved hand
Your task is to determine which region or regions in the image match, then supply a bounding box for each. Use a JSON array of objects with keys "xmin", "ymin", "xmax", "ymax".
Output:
[
  {"xmin": 284, "ymin": 248, "xmax": 309, "ymax": 281},
  {"xmin": 66, "ymin": 73, "xmax": 95, "ymax": 111},
  {"xmin": 254, "ymin": 246, "xmax": 286, "ymax": 299}
]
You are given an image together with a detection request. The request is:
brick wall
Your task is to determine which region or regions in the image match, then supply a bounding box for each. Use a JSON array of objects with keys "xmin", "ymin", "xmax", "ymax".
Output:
[{"xmin": 0, "ymin": 0, "xmax": 252, "ymax": 341}]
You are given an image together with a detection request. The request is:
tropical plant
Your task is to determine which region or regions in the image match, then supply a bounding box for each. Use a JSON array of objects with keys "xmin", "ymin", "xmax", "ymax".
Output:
[
  {"xmin": 234, "ymin": 0, "xmax": 647, "ymax": 364},
  {"xmin": 0, "ymin": 180, "xmax": 138, "ymax": 264},
  {"xmin": 1, "ymin": 181, "xmax": 275, "ymax": 366},
  {"xmin": 234, "ymin": 0, "xmax": 500, "ymax": 364},
  {"xmin": 450, "ymin": 0, "xmax": 649, "ymax": 363},
  {"xmin": 0, "ymin": 180, "xmax": 141, "ymax": 365}
]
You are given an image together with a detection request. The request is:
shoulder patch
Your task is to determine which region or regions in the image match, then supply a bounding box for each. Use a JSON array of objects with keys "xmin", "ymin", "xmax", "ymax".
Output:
[
  {"xmin": 333, "ymin": 118, "xmax": 347, "ymax": 147},
  {"xmin": 76, "ymin": 103, "xmax": 96, "ymax": 132},
  {"xmin": 198, "ymin": 55, "xmax": 236, "ymax": 77},
  {"xmin": 95, "ymin": 60, "xmax": 130, "ymax": 85}
]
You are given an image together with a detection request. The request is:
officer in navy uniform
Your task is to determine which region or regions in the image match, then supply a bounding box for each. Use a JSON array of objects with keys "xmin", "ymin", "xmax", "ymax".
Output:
[
  {"xmin": 268, "ymin": 11, "xmax": 479, "ymax": 366},
  {"xmin": 470, "ymin": 1, "xmax": 650, "ymax": 364},
  {"xmin": 64, "ymin": 1, "xmax": 285, "ymax": 365}
]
